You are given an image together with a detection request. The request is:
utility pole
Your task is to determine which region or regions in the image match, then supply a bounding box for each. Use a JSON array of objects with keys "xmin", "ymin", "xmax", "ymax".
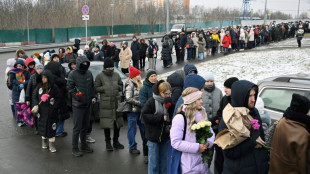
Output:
[
  {"xmin": 111, "ymin": 3, "xmax": 115, "ymax": 37},
  {"xmin": 26, "ymin": 0, "xmax": 30, "ymax": 44},
  {"xmin": 297, "ymin": 0, "xmax": 301, "ymax": 19},
  {"xmin": 263, "ymin": 0, "xmax": 268, "ymax": 25},
  {"xmin": 166, "ymin": 0, "xmax": 169, "ymax": 33}
]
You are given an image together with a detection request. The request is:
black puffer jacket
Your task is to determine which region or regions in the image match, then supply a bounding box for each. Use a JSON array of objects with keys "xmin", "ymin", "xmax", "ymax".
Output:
[
  {"xmin": 67, "ymin": 56, "xmax": 95, "ymax": 108},
  {"xmin": 161, "ymin": 39, "xmax": 171, "ymax": 61},
  {"xmin": 218, "ymin": 80, "xmax": 269, "ymax": 174},
  {"xmin": 142, "ymin": 80, "xmax": 174, "ymax": 143},
  {"xmin": 33, "ymin": 70, "xmax": 60, "ymax": 138},
  {"xmin": 167, "ymin": 72, "xmax": 184, "ymax": 105},
  {"xmin": 131, "ymin": 40, "xmax": 141, "ymax": 61},
  {"xmin": 25, "ymin": 72, "xmax": 40, "ymax": 108}
]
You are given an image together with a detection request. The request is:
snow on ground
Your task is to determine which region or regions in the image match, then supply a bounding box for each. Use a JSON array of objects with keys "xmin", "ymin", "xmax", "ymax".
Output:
[
  {"xmin": 158, "ymin": 40, "xmax": 310, "ymax": 92},
  {"xmin": 254, "ymin": 37, "xmax": 310, "ymax": 50}
]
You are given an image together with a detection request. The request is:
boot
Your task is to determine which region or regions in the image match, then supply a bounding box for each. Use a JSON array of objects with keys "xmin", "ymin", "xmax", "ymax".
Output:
[
  {"xmin": 113, "ymin": 140, "xmax": 124, "ymax": 149},
  {"xmin": 42, "ymin": 138, "xmax": 48, "ymax": 149},
  {"xmin": 49, "ymin": 142, "xmax": 56, "ymax": 153},
  {"xmin": 81, "ymin": 144, "xmax": 93, "ymax": 153},
  {"xmin": 72, "ymin": 148, "xmax": 83, "ymax": 157},
  {"xmin": 106, "ymin": 141, "xmax": 113, "ymax": 151}
]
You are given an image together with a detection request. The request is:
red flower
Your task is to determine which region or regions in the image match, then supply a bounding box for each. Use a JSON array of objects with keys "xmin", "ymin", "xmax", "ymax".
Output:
[
  {"xmin": 165, "ymin": 102, "xmax": 172, "ymax": 108},
  {"xmin": 76, "ymin": 92, "xmax": 83, "ymax": 98}
]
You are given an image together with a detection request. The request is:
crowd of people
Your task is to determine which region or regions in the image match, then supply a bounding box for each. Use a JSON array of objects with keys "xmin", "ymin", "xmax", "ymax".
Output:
[{"xmin": 5, "ymin": 20, "xmax": 310, "ymax": 174}]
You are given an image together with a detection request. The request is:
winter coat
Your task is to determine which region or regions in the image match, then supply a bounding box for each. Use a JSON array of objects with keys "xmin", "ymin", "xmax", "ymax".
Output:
[
  {"xmin": 110, "ymin": 46, "xmax": 120, "ymax": 62},
  {"xmin": 10, "ymin": 60, "xmax": 31, "ymax": 103},
  {"xmin": 94, "ymin": 70, "xmax": 123, "ymax": 129},
  {"xmin": 119, "ymin": 47, "xmax": 132, "ymax": 69},
  {"xmin": 220, "ymin": 31, "xmax": 225, "ymax": 46},
  {"xmin": 270, "ymin": 117, "xmax": 310, "ymax": 174},
  {"xmin": 84, "ymin": 50, "xmax": 94, "ymax": 61},
  {"xmin": 15, "ymin": 49, "xmax": 26, "ymax": 59},
  {"xmin": 186, "ymin": 38, "xmax": 194, "ymax": 48},
  {"xmin": 170, "ymin": 105, "xmax": 215, "ymax": 174},
  {"xmin": 248, "ymin": 29, "xmax": 255, "ymax": 41},
  {"xmin": 67, "ymin": 56, "xmax": 95, "ymax": 108},
  {"xmin": 139, "ymin": 42, "xmax": 148, "ymax": 58},
  {"xmin": 218, "ymin": 80, "xmax": 269, "ymax": 174},
  {"xmin": 101, "ymin": 45, "xmax": 111, "ymax": 59},
  {"xmin": 25, "ymin": 58, "xmax": 35, "ymax": 75},
  {"xmin": 73, "ymin": 38, "xmax": 80, "ymax": 54},
  {"xmin": 25, "ymin": 73, "xmax": 40, "ymax": 107},
  {"xmin": 222, "ymin": 35, "xmax": 232, "ymax": 48},
  {"xmin": 6, "ymin": 58, "xmax": 15, "ymax": 105},
  {"xmin": 65, "ymin": 53, "xmax": 77, "ymax": 63},
  {"xmin": 191, "ymin": 33, "xmax": 199, "ymax": 47},
  {"xmin": 139, "ymin": 80, "xmax": 155, "ymax": 108},
  {"xmin": 142, "ymin": 97, "xmax": 174, "ymax": 143},
  {"xmin": 239, "ymin": 29, "xmax": 246, "ymax": 41},
  {"xmin": 202, "ymin": 86, "xmax": 223, "ymax": 127},
  {"xmin": 167, "ymin": 72, "xmax": 184, "ymax": 105},
  {"xmin": 174, "ymin": 37, "xmax": 182, "ymax": 50},
  {"xmin": 45, "ymin": 61, "xmax": 69, "ymax": 121},
  {"xmin": 296, "ymin": 28, "xmax": 305, "ymax": 40},
  {"xmin": 197, "ymin": 38, "xmax": 205, "ymax": 53},
  {"xmin": 33, "ymin": 70, "xmax": 60, "ymax": 138},
  {"xmin": 131, "ymin": 40, "xmax": 141, "ymax": 61},
  {"xmin": 211, "ymin": 34, "xmax": 220, "ymax": 47},
  {"xmin": 124, "ymin": 79, "xmax": 141, "ymax": 113},
  {"xmin": 161, "ymin": 41, "xmax": 171, "ymax": 61},
  {"xmin": 93, "ymin": 50, "xmax": 104, "ymax": 61},
  {"xmin": 205, "ymin": 35, "xmax": 213, "ymax": 48},
  {"xmin": 180, "ymin": 34, "xmax": 187, "ymax": 48}
]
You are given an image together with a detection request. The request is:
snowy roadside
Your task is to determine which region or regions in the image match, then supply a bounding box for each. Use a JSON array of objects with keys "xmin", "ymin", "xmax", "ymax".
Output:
[
  {"xmin": 254, "ymin": 37, "xmax": 310, "ymax": 50},
  {"xmin": 157, "ymin": 40, "xmax": 310, "ymax": 92}
]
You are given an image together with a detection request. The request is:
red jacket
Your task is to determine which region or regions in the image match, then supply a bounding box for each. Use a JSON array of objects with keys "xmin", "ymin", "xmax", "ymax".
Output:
[{"xmin": 222, "ymin": 35, "xmax": 231, "ymax": 48}]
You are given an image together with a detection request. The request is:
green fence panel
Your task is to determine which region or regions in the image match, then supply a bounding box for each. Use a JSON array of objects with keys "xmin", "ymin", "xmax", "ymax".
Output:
[
  {"xmin": 34, "ymin": 28, "xmax": 53, "ymax": 44},
  {"xmin": 88, "ymin": 26, "xmax": 108, "ymax": 36},
  {"xmin": 21, "ymin": 29, "xmax": 36, "ymax": 43},
  {"xmin": 0, "ymin": 30, "xmax": 23, "ymax": 43},
  {"xmin": 55, "ymin": 28, "xmax": 68, "ymax": 43}
]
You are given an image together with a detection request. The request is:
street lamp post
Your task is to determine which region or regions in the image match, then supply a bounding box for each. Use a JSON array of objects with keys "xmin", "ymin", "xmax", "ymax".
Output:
[
  {"xmin": 297, "ymin": 0, "xmax": 301, "ymax": 19},
  {"xmin": 166, "ymin": 0, "xmax": 169, "ymax": 33},
  {"xmin": 263, "ymin": 0, "xmax": 268, "ymax": 25},
  {"xmin": 111, "ymin": 3, "xmax": 114, "ymax": 37},
  {"xmin": 26, "ymin": 0, "xmax": 30, "ymax": 44}
]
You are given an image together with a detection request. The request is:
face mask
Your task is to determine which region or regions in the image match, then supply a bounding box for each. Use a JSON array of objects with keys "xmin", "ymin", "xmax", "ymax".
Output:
[
  {"xmin": 204, "ymin": 84, "xmax": 215, "ymax": 92},
  {"xmin": 79, "ymin": 63, "xmax": 89, "ymax": 71}
]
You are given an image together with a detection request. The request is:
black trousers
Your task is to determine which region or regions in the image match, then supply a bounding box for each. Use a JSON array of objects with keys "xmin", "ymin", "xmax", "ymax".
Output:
[
  {"xmin": 214, "ymin": 145, "xmax": 224, "ymax": 174},
  {"xmin": 180, "ymin": 48, "xmax": 185, "ymax": 62},
  {"xmin": 104, "ymin": 121, "xmax": 120, "ymax": 142},
  {"xmin": 211, "ymin": 47, "xmax": 217, "ymax": 55},
  {"xmin": 132, "ymin": 59, "xmax": 139, "ymax": 69},
  {"xmin": 139, "ymin": 56, "xmax": 146, "ymax": 68},
  {"xmin": 192, "ymin": 47, "xmax": 196, "ymax": 59},
  {"xmin": 72, "ymin": 106, "xmax": 90, "ymax": 149},
  {"xmin": 176, "ymin": 49, "xmax": 181, "ymax": 62},
  {"xmin": 297, "ymin": 39, "xmax": 301, "ymax": 47}
]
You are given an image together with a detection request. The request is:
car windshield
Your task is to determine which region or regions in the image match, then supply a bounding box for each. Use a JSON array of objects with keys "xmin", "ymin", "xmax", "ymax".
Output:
[{"xmin": 172, "ymin": 25, "xmax": 183, "ymax": 29}]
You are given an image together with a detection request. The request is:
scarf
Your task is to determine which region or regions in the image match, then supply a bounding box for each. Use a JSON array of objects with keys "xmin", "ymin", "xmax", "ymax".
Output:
[
  {"xmin": 204, "ymin": 83, "xmax": 215, "ymax": 92},
  {"xmin": 153, "ymin": 94, "xmax": 169, "ymax": 121},
  {"xmin": 11, "ymin": 68, "xmax": 25, "ymax": 83}
]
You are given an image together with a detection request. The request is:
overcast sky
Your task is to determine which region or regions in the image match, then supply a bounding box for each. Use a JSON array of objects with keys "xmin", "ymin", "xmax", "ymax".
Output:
[{"xmin": 190, "ymin": 0, "xmax": 310, "ymax": 18}]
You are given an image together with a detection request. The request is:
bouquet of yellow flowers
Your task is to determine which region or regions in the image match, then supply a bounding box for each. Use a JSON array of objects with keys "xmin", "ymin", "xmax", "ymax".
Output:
[{"xmin": 191, "ymin": 120, "xmax": 213, "ymax": 163}]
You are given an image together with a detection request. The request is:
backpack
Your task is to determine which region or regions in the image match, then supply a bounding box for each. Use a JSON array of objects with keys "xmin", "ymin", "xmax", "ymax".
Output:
[
  {"xmin": 6, "ymin": 71, "xmax": 13, "ymax": 90},
  {"xmin": 147, "ymin": 45, "xmax": 154, "ymax": 58},
  {"xmin": 167, "ymin": 111, "xmax": 187, "ymax": 174}
]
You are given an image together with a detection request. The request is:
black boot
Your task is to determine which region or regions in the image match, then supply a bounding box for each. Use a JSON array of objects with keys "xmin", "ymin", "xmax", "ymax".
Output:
[
  {"xmin": 72, "ymin": 148, "xmax": 83, "ymax": 157},
  {"xmin": 106, "ymin": 141, "xmax": 113, "ymax": 151},
  {"xmin": 113, "ymin": 140, "xmax": 124, "ymax": 149}
]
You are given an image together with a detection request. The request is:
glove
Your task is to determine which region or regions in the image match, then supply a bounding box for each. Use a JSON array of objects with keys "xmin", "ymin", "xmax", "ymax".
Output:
[
  {"xmin": 164, "ymin": 97, "xmax": 172, "ymax": 109},
  {"xmin": 19, "ymin": 84, "xmax": 24, "ymax": 90},
  {"xmin": 41, "ymin": 94, "xmax": 50, "ymax": 102},
  {"xmin": 91, "ymin": 98, "xmax": 96, "ymax": 104}
]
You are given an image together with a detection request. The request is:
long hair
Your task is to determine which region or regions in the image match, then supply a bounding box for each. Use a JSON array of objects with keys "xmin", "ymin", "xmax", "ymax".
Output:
[
  {"xmin": 41, "ymin": 74, "xmax": 49, "ymax": 94},
  {"xmin": 176, "ymin": 87, "xmax": 207, "ymax": 131},
  {"xmin": 131, "ymin": 76, "xmax": 142, "ymax": 91}
]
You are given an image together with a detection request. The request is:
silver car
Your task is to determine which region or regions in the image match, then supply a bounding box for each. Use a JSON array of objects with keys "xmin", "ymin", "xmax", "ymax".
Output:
[{"xmin": 258, "ymin": 73, "xmax": 310, "ymax": 121}]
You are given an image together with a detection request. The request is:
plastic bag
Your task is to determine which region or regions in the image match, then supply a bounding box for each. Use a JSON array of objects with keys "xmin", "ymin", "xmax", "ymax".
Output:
[{"xmin": 19, "ymin": 89, "xmax": 25, "ymax": 102}]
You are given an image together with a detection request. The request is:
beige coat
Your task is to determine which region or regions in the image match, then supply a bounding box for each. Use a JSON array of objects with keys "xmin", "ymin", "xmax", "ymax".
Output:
[{"xmin": 119, "ymin": 47, "xmax": 132, "ymax": 69}]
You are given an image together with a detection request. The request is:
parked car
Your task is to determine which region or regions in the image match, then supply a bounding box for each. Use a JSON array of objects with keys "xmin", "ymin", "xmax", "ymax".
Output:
[
  {"xmin": 170, "ymin": 24, "xmax": 201, "ymax": 36},
  {"xmin": 62, "ymin": 61, "xmax": 128, "ymax": 121},
  {"xmin": 258, "ymin": 73, "xmax": 310, "ymax": 121}
]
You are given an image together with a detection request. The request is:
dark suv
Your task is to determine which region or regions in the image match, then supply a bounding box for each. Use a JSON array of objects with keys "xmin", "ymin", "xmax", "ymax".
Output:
[{"xmin": 258, "ymin": 73, "xmax": 310, "ymax": 121}]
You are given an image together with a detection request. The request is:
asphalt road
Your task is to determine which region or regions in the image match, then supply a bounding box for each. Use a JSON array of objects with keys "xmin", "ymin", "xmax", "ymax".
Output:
[{"xmin": 0, "ymin": 37, "xmax": 225, "ymax": 174}]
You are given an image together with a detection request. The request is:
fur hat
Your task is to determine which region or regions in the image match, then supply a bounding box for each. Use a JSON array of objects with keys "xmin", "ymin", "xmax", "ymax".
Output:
[
  {"xmin": 77, "ymin": 49, "xmax": 84, "ymax": 55},
  {"xmin": 33, "ymin": 52, "xmax": 40, "ymax": 58},
  {"xmin": 129, "ymin": 66, "xmax": 140, "ymax": 79}
]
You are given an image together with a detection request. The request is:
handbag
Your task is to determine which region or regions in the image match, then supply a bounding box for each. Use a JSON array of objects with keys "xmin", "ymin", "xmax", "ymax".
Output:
[
  {"xmin": 22, "ymin": 105, "xmax": 34, "ymax": 128},
  {"xmin": 19, "ymin": 89, "xmax": 25, "ymax": 102},
  {"xmin": 116, "ymin": 101, "xmax": 130, "ymax": 113}
]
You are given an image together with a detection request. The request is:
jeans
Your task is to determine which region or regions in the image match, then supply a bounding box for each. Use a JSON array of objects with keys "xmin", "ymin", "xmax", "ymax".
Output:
[
  {"xmin": 127, "ymin": 112, "xmax": 145, "ymax": 150},
  {"xmin": 56, "ymin": 120, "xmax": 65, "ymax": 136},
  {"xmin": 198, "ymin": 52, "xmax": 204, "ymax": 60},
  {"xmin": 223, "ymin": 47, "xmax": 228, "ymax": 54},
  {"xmin": 10, "ymin": 105, "xmax": 15, "ymax": 119},
  {"xmin": 147, "ymin": 140, "xmax": 169, "ymax": 174},
  {"xmin": 261, "ymin": 35, "xmax": 265, "ymax": 45},
  {"xmin": 186, "ymin": 48, "xmax": 192, "ymax": 60},
  {"xmin": 114, "ymin": 61, "xmax": 119, "ymax": 69}
]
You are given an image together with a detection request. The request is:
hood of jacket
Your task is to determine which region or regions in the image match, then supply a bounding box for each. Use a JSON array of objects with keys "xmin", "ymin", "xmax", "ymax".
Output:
[
  {"xmin": 76, "ymin": 56, "xmax": 90, "ymax": 71},
  {"xmin": 66, "ymin": 46, "xmax": 73, "ymax": 53},
  {"xmin": 37, "ymin": 69, "xmax": 55, "ymax": 87},
  {"xmin": 152, "ymin": 80, "xmax": 165, "ymax": 95},
  {"xmin": 14, "ymin": 59, "xmax": 26, "ymax": 68},
  {"xmin": 184, "ymin": 64, "xmax": 198, "ymax": 76},
  {"xmin": 44, "ymin": 61, "xmax": 61, "ymax": 78},
  {"xmin": 68, "ymin": 59, "xmax": 77, "ymax": 70},
  {"xmin": 15, "ymin": 49, "xmax": 26, "ymax": 59},
  {"xmin": 167, "ymin": 72, "xmax": 184, "ymax": 88},
  {"xmin": 25, "ymin": 58, "xmax": 35, "ymax": 67},
  {"xmin": 183, "ymin": 74, "xmax": 206, "ymax": 90},
  {"xmin": 231, "ymin": 80, "xmax": 258, "ymax": 108},
  {"xmin": 74, "ymin": 38, "xmax": 80, "ymax": 45},
  {"xmin": 7, "ymin": 58, "xmax": 15, "ymax": 68}
]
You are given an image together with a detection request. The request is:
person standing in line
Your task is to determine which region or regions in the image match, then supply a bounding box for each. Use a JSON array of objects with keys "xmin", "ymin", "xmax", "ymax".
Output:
[
  {"xmin": 197, "ymin": 34, "xmax": 205, "ymax": 60},
  {"xmin": 67, "ymin": 56, "xmax": 96, "ymax": 157},
  {"xmin": 222, "ymin": 31, "xmax": 232, "ymax": 55},
  {"xmin": 191, "ymin": 32, "xmax": 198, "ymax": 60},
  {"xmin": 170, "ymin": 87, "xmax": 215, "ymax": 174},
  {"xmin": 119, "ymin": 41, "xmax": 132, "ymax": 74},
  {"xmin": 174, "ymin": 34, "xmax": 182, "ymax": 64},
  {"xmin": 139, "ymin": 70, "xmax": 158, "ymax": 164},
  {"xmin": 142, "ymin": 80, "xmax": 174, "ymax": 174},
  {"xmin": 296, "ymin": 25, "xmax": 305, "ymax": 48},
  {"xmin": 131, "ymin": 36, "xmax": 141, "ymax": 69},
  {"xmin": 139, "ymin": 38, "xmax": 148, "ymax": 71},
  {"xmin": 180, "ymin": 32, "xmax": 187, "ymax": 63},
  {"xmin": 211, "ymin": 30, "xmax": 220, "ymax": 56},
  {"xmin": 147, "ymin": 39, "xmax": 156, "ymax": 71},
  {"xmin": 125, "ymin": 66, "xmax": 144, "ymax": 155},
  {"xmin": 205, "ymin": 31, "xmax": 213, "ymax": 56},
  {"xmin": 84, "ymin": 45, "xmax": 94, "ymax": 61},
  {"xmin": 33, "ymin": 70, "xmax": 60, "ymax": 153},
  {"xmin": 94, "ymin": 58, "xmax": 124, "ymax": 151},
  {"xmin": 110, "ymin": 42, "xmax": 120, "ymax": 69}
]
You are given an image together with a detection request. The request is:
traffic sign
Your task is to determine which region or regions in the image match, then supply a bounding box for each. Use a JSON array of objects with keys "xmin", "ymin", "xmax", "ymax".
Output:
[
  {"xmin": 82, "ymin": 15, "xmax": 89, "ymax": 20},
  {"xmin": 82, "ymin": 5, "xmax": 89, "ymax": 15}
]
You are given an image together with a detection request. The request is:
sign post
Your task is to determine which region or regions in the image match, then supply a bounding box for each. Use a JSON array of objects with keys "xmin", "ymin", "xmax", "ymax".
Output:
[{"xmin": 82, "ymin": 5, "xmax": 89, "ymax": 45}]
